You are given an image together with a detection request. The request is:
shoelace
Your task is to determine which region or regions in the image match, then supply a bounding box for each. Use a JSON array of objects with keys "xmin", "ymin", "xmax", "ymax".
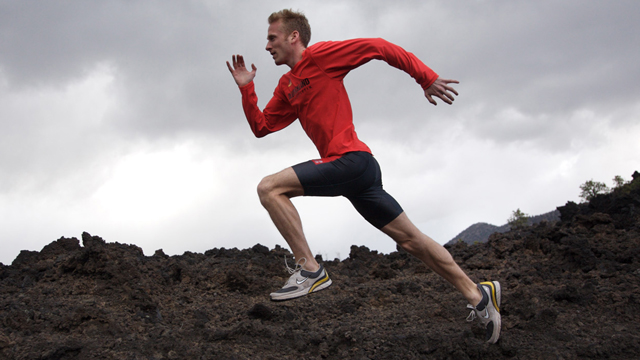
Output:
[
  {"xmin": 466, "ymin": 304, "xmax": 490, "ymax": 322},
  {"xmin": 466, "ymin": 304, "xmax": 477, "ymax": 322},
  {"xmin": 284, "ymin": 256, "xmax": 307, "ymax": 275}
]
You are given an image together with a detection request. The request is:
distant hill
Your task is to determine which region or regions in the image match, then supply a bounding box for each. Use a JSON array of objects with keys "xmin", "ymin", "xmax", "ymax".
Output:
[{"xmin": 446, "ymin": 210, "xmax": 561, "ymax": 246}]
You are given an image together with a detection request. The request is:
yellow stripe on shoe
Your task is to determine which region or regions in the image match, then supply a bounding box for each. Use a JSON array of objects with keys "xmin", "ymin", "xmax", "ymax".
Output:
[
  {"xmin": 480, "ymin": 281, "xmax": 500, "ymax": 312},
  {"xmin": 309, "ymin": 271, "xmax": 331, "ymax": 293}
]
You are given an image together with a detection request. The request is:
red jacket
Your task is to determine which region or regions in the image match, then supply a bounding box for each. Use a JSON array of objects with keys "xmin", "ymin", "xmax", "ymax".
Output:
[{"xmin": 239, "ymin": 38, "xmax": 439, "ymax": 162}]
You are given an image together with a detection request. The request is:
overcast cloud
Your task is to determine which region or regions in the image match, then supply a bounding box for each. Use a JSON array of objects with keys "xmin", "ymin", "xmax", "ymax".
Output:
[{"xmin": 1, "ymin": 0, "xmax": 639, "ymax": 265}]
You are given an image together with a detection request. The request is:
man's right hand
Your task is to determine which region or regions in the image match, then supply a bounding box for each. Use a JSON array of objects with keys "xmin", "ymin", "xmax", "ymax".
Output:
[{"xmin": 227, "ymin": 55, "xmax": 257, "ymax": 87}]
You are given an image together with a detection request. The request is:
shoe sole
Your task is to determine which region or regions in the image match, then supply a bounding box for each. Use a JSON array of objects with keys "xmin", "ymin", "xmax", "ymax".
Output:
[{"xmin": 270, "ymin": 273, "xmax": 333, "ymax": 301}]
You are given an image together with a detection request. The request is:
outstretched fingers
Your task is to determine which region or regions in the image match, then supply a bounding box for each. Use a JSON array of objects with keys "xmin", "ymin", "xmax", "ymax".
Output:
[
  {"xmin": 235, "ymin": 54, "xmax": 246, "ymax": 69},
  {"xmin": 227, "ymin": 54, "xmax": 257, "ymax": 87},
  {"xmin": 425, "ymin": 77, "xmax": 460, "ymax": 105},
  {"xmin": 441, "ymin": 79, "xmax": 460, "ymax": 96},
  {"xmin": 227, "ymin": 54, "xmax": 243, "ymax": 72}
]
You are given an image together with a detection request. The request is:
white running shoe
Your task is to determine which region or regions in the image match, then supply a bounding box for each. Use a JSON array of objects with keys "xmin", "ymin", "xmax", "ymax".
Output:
[
  {"xmin": 467, "ymin": 281, "xmax": 502, "ymax": 343},
  {"xmin": 270, "ymin": 257, "xmax": 332, "ymax": 301}
]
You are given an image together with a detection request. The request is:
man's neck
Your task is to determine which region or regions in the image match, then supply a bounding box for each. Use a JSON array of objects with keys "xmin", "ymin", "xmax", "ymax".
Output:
[{"xmin": 287, "ymin": 47, "xmax": 306, "ymax": 69}]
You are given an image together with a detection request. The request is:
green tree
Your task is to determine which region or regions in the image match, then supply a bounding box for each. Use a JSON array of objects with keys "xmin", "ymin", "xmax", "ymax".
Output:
[
  {"xmin": 579, "ymin": 180, "xmax": 609, "ymax": 202},
  {"xmin": 612, "ymin": 175, "xmax": 626, "ymax": 189},
  {"xmin": 507, "ymin": 208, "xmax": 529, "ymax": 229}
]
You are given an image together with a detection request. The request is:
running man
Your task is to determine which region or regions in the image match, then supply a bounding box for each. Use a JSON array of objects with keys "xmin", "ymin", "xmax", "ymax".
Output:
[{"xmin": 227, "ymin": 9, "xmax": 502, "ymax": 343}]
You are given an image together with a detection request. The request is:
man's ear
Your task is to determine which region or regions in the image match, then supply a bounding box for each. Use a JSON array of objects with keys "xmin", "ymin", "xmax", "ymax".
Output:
[{"xmin": 289, "ymin": 30, "xmax": 300, "ymax": 44}]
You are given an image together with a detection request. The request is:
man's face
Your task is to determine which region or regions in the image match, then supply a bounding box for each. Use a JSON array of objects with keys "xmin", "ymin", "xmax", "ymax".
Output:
[{"xmin": 266, "ymin": 20, "xmax": 292, "ymax": 66}]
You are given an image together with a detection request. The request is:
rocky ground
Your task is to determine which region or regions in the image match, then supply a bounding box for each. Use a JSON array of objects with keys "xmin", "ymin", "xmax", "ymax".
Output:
[{"xmin": 1, "ymin": 172, "xmax": 639, "ymax": 360}]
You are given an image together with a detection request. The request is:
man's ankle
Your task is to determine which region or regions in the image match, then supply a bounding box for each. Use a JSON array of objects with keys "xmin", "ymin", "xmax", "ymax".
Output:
[{"xmin": 301, "ymin": 261, "xmax": 320, "ymax": 273}]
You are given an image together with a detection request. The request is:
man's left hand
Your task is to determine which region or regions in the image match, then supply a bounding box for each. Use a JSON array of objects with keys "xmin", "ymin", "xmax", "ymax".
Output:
[{"xmin": 424, "ymin": 78, "xmax": 459, "ymax": 105}]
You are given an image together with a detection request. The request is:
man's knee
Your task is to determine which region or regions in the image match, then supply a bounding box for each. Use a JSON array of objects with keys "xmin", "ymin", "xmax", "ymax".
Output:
[
  {"xmin": 394, "ymin": 232, "xmax": 421, "ymax": 251},
  {"xmin": 382, "ymin": 213, "xmax": 423, "ymax": 248},
  {"xmin": 257, "ymin": 175, "xmax": 276, "ymax": 205},
  {"xmin": 257, "ymin": 168, "xmax": 304, "ymax": 206}
]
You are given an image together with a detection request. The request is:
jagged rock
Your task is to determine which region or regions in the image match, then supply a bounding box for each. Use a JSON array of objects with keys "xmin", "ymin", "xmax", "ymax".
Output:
[{"xmin": 1, "ymin": 172, "xmax": 640, "ymax": 359}]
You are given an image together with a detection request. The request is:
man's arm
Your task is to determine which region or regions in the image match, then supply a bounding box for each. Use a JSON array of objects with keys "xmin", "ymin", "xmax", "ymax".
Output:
[
  {"xmin": 227, "ymin": 55, "xmax": 297, "ymax": 137},
  {"xmin": 226, "ymin": 54, "xmax": 256, "ymax": 87},
  {"xmin": 310, "ymin": 39, "xmax": 459, "ymax": 105}
]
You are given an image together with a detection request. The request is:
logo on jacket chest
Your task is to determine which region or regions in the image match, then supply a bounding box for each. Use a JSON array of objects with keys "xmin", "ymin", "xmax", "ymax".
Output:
[{"xmin": 287, "ymin": 78, "xmax": 311, "ymax": 100}]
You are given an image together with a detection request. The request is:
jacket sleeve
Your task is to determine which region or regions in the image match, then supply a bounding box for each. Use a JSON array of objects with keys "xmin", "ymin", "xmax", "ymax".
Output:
[
  {"xmin": 238, "ymin": 81, "xmax": 297, "ymax": 138},
  {"xmin": 311, "ymin": 38, "xmax": 439, "ymax": 90}
]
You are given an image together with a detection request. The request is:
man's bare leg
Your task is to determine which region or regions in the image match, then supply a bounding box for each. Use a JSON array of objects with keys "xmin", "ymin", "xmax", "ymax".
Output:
[
  {"xmin": 381, "ymin": 212, "xmax": 483, "ymax": 306},
  {"xmin": 257, "ymin": 167, "xmax": 320, "ymax": 271}
]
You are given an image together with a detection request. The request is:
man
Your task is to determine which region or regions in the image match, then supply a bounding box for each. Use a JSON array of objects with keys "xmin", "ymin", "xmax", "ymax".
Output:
[{"xmin": 227, "ymin": 9, "xmax": 502, "ymax": 343}]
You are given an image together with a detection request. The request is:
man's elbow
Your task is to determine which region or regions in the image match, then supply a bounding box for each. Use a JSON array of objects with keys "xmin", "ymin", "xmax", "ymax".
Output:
[{"xmin": 251, "ymin": 127, "xmax": 269, "ymax": 138}]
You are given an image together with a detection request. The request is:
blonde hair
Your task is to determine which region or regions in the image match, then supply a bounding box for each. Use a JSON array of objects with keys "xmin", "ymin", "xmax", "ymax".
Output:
[{"xmin": 268, "ymin": 9, "xmax": 311, "ymax": 47}]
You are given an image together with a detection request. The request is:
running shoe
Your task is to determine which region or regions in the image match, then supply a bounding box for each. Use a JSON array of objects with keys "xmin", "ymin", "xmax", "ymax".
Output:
[
  {"xmin": 466, "ymin": 281, "xmax": 501, "ymax": 343},
  {"xmin": 270, "ymin": 257, "xmax": 332, "ymax": 301}
]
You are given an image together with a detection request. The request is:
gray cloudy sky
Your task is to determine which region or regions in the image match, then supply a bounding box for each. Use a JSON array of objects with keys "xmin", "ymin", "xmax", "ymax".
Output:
[{"xmin": 1, "ymin": 0, "xmax": 639, "ymax": 265}]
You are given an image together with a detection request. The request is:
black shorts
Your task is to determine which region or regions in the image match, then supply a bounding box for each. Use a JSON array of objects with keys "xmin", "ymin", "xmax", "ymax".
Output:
[{"xmin": 292, "ymin": 151, "xmax": 403, "ymax": 229}]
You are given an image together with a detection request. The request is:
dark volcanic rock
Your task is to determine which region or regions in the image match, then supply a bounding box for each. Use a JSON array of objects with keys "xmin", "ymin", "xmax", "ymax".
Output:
[{"xmin": 1, "ymin": 172, "xmax": 640, "ymax": 359}]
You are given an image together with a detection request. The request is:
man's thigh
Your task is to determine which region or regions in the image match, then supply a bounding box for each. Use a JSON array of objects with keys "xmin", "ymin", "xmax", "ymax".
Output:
[
  {"xmin": 260, "ymin": 167, "xmax": 305, "ymax": 198},
  {"xmin": 292, "ymin": 152, "xmax": 404, "ymax": 228},
  {"xmin": 292, "ymin": 152, "xmax": 374, "ymax": 197}
]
